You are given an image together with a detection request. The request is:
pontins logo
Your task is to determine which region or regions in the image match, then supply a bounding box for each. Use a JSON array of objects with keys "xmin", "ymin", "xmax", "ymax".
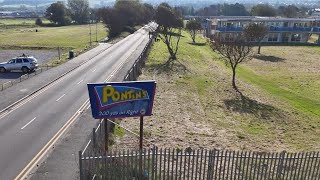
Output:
[{"xmin": 95, "ymin": 85, "xmax": 149, "ymax": 109}]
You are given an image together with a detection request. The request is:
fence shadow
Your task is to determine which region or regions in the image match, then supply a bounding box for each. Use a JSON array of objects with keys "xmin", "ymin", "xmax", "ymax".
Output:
[
  {"xmin": 149, "ymin": 58, "xmax": 190, "ymax": 76},
  {"xmin": 0, "ymin": 72, "xmax": 24, "ymax": 80},
  {"xmin": 188, "ymin": 42, "xmax": 206, "ymax": 46},
  {"xmin": 224, "ymin": 95, "xmax": 284, "ymax": 120},
  {"xmin": 253, "ymin": 55, "xmax": 286, "ymax": 62}
]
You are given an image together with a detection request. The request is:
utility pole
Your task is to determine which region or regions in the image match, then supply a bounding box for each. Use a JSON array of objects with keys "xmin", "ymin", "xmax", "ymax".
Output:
[
  {"xmin": 89, "ymin": 12, "xmax": 92, "ymax": 47},
  {"xmin": 96, "ymin": 22, "xmax": 98, "ymax": 42},
  {"xmin": 89, "ymin": 22, "xmax": 92, "ymax": 47}
]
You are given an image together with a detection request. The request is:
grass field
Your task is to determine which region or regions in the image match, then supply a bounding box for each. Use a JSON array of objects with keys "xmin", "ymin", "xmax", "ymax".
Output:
[
  {"xmin": 0, "ymin": 23, "xmax": 107, "ymax": 50},
  {"xmin": 116, "ymin": 31, "xmax": 320, "ymax": 152},
  {"xmin": 0, "ymin": 18, "xmax": 50, "ymax": 25}
]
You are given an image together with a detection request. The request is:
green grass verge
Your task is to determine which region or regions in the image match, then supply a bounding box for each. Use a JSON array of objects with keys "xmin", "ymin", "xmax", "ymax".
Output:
[
  {"xmin": 238, "ymin": 66, "xmax": 320, "ymax": 118},
  {"xmin": 144, "ymin": 30, "xmax": 320, "ymax": 151},
  {"xmin": 0, "ymin": 23, "xmax": 107, "ymax": 50}
]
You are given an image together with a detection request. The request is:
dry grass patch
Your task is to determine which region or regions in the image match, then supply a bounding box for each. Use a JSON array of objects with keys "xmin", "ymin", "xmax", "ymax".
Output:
[{"xmin": 113, "ymin": 33, "xmax": 320, "ymax": 152}]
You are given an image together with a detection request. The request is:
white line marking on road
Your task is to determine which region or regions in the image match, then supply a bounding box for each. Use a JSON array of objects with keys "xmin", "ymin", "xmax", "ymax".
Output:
[
  {"xmin": 56, "ymin": 94, "xmax": 66, "ymax": 102},
  {"xmin": 21, "ymin": 117, "xmax": 36, "ymax": 130},
  {"xmin": 92, "ymin": 68, "xmax": 97, "ymax": 72},
  {"xmin": 77, "ymin": 79, "xmax": 84, "ymax": 84}
]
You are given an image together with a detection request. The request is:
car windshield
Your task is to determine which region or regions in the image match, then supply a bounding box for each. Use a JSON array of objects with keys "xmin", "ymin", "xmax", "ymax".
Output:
[
  {"xmin": 8, "ymin": 59, "xmax": 14, "ymax": 63},
  {"xmin": 30, "ymin": 58, "xmax": 37, "ymax": 63}
]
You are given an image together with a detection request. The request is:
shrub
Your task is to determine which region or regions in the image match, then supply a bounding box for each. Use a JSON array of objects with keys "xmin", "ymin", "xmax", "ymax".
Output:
[{"xmin": 35, "ymin": 18, "xmax": 43, "ymax": 26}]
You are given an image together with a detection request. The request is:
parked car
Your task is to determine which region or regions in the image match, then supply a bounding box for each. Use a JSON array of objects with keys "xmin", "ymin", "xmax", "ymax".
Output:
[{"xmin": 0, "ymin": 56, "xmax": 38, "ymax": 73}]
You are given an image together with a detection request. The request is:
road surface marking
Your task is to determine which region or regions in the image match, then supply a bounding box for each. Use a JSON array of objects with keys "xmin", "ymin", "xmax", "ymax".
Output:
[
  {"xmin": 21, "ymin": 117, "xmax": 36, "ymax": 130},
  {"xmin": 56, "ymin": 94, "xmax": 66, "ymax": 102},
  {"xmin": 15, "ymin": 30, "xmax": 148, "ymax": 180},
  {"xmin": 77, "ymin": 79, "xmax": 84, "ymax": 84},
  {"xmin": 92, "ymin": 68, "xmax": 97, "ymax": 72}
]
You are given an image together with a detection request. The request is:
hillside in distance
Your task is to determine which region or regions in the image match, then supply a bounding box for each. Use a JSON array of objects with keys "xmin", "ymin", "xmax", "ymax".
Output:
[{"xmin": 1, "ymin": 0, "xmax": 55, "ymax": 6}]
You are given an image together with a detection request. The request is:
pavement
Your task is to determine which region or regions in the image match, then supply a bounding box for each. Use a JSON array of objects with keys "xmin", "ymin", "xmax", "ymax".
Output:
[
  {"xmin": 16, "ymin": 32, "xmax": 148, "ymax": 180},
  {"xmin": 0, "ymin": 43, "xmax": 112, "ymax": 111}
]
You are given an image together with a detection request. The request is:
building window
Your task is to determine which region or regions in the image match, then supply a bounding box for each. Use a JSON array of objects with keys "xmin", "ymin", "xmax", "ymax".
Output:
[
  {"xmin": 224, "ymin": 33, "xmax": 234, "ymax": 42},
  {"xmin": 268, "ymin": 33, "xmax": 278, "ymax": 42},
  {"xmin": 282, "ymin": 33, "xmax": 290, "ymax": 42},
  {"xmin": 291, "ymin": 34, "xmax": 301, "ymax": 42}
]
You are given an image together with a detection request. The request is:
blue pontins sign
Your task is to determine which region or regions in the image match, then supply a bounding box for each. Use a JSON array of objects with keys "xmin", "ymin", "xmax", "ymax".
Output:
[{"xmin": 87, "ymin": 81, "xmax": 156, "ymax": 119}]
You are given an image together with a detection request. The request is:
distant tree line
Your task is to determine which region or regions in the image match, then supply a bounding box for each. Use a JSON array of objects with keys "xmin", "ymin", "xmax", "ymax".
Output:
[
  {"xmin": 45, "ymin": 0, "xmax": 91, "ymax": 26},
  {"xmin": 97, "ymin": 1, "xmax": 155, "ymax": 38},
  {"xmin": 176, "ymin": 3, "xmax": 310, "ymax": 18}
]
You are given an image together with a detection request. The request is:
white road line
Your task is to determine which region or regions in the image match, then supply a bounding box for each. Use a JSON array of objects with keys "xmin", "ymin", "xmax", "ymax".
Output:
[
  {"xmin": 21, "ymin": 117, "xmax": 36, "ymax": 130},
  {"xmin": 77, "ymin": 79, "xmax": 84, "ymax": 84},
  {"xmin": 56, "ymin": 94, "xmax": 66, "ymax": 102},
  {"xmin": 92, "ymin": 68, "xmax": 97, "ymax": 72}
]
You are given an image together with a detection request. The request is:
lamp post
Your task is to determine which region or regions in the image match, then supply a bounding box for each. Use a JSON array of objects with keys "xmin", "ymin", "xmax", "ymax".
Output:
[
  {"xmin": 89, "ymin": 23, "xmax": 92, "ymax": 46},
  {"xmin": 89, "ymin": 12, "xmax": 92, "ymax": 47},
  {"xmin": 96, "ymin": 21, "xmax": 98, "ymax": 42}
]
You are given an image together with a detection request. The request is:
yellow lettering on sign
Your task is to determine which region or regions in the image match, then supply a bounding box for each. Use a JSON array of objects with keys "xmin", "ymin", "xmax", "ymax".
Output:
[
  {"xmin": 102, "ymin": 86, "xmax": 148, "ymax": 104},
  {"xmin": 103, "ymin": 86, "xmax": 114, "ymax": 103}
]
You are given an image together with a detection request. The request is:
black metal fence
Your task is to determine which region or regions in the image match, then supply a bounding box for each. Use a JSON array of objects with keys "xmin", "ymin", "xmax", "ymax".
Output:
[
  {"xmin": 80, "ymin": 146, "xmax": 320, "ymax": 180},
  {"xmin": 124, "ymin": 37, "xmax": 153, "ymax": 82}
]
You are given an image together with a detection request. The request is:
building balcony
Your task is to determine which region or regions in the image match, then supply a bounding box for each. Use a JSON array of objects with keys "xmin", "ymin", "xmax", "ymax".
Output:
[
  {"xmin": 216, "ymin": 27, "xmax": 243, "ymax": 32},
  {"xmin": 216, "ymin": 26, "xmax": 320, "ymax": 33}
]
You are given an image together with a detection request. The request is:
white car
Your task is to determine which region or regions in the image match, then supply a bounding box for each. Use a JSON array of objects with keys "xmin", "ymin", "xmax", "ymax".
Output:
[{"xmin": 0, "ymin": 56, "xmax": 39, "ymax": 73}]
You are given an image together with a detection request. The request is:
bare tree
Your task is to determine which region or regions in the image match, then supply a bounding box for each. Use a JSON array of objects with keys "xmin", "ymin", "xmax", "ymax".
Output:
[
  {"xmin": 155, "ymin": 3, "xmax": 183, "ymax": 60},
  {"xmin": 210, "ymin": 34, "xmax": 253, "ymax": 93},
  {"xmin": 68, "ymin": 0, "xmax": 89, "ymax": 24},
  {"xmin": 186, "ymin": 19, "xmax": 202, "ymax": 43},
  {"xmin": 243, "ymin": 23, "xmax": 268, "ymax": 54}
]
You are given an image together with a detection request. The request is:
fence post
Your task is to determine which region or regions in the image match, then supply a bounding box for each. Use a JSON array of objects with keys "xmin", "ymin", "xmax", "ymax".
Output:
[
  {"xmin": 105, "ymin": 119, "xmax": 109, "ymax": 152},
  {"xmin": 206, "ymin": 150, "xmax": 213, "ymax": 180},
  {"xmin": 79, "ymin": 151, "xmax": 84, "ymax": 180},
  {"xmin": 276, "ymin": 151, "xmax": 286, "ymax": 179}
]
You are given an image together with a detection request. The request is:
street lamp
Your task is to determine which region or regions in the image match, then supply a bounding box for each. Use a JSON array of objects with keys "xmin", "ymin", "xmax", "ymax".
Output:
[
  {"xmin": 96, "ymin": 21, "xmax": 98, "ymax": 42},
  {"xmin": 89, "ymin": 12, "xmax": 92, "ymax": 47}
]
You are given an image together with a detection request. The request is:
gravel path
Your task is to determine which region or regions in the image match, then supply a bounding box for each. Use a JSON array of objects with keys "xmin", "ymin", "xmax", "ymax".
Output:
[{"xmin": 0, "ymin": 49, "xmax": 58, "ymax": 64}]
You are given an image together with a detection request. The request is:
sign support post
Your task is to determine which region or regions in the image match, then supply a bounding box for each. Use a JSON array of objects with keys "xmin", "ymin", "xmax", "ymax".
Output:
[
  {"xmin": 104, "ymin": 118, "xmax": 108, "ymax": 152},
  {"xmin": 139, "ymin": 116, "xmax": 143, "ymax": 150},
  {"xmin": 139, "ymin": 116, "xmax": 144, "ymax": 179}
]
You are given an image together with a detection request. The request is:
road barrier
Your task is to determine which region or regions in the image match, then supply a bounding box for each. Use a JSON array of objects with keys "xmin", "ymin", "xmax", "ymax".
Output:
[
  {"xmin": 124, "ymin": 37, "xmax": 153, "ymax": 82},
  {"xmin": 0, "ymin": 64, "xmax": 54, "ymax": 91}
]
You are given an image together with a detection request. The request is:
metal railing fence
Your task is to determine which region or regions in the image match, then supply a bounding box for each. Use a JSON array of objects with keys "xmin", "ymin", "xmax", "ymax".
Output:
[{"xmin": 124, "ymin": 37, "xmax": 154, "ymax": 82}]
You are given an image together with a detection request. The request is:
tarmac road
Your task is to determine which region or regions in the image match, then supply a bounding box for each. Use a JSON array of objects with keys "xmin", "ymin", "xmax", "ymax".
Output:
[{"xmin": 0, "ymin": 22, "xmax": 157, "ymax": 179}]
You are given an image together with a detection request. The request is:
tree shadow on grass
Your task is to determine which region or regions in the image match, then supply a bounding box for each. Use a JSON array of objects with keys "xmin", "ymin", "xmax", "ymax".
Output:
[
  {"xmin": 188, "ymin": 42, "xmax": 206, "ymax": 46},
  {"xmin": 253, "ymin": 55, "xmax": 286, "ymax": 62},
  {"xmin": 224, "ymin": 95, "xmax": 284, "ymax": 120},
  {"xmin": 148, "ymin": 58, "xmax": 190, "ymax": 75}
]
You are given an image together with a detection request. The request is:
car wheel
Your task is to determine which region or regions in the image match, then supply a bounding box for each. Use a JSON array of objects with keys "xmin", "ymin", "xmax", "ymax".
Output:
[
  {"xmin": 0, "ymin": 67, "xmax": 6, "ymax": 73},
  {"xmin": 21, "ymin": 67, "xmax": 29, "ymax": 73}
]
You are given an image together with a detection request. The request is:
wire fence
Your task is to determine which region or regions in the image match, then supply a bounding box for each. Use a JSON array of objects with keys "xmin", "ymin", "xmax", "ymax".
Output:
[
  {"xmin": 124, "ymin": 37, "xmax": 153, "ymax": 82},
  {"xmin": 0, "ymin": 64, "xmax": 55, "ymax": 91}
]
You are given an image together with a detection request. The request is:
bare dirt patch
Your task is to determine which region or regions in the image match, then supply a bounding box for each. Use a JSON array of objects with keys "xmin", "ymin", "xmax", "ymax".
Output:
[
  {"xmin": 0, "ymin": 49, "xmax": 58, "ymax": 64},
  {"xmin": 112, "ymin": 36, "xmax": 320, "ymax": 153}
]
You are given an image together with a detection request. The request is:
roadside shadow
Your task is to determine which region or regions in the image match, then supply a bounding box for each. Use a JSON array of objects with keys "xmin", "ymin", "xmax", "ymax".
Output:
[
  {"xmin": 148, "ymin": 58, "xmax": 190, "ymax": 75},
  {"xmin": 224, "ymin": 95, "xmax": 284, "ymax": 120},
  {"xmin": 0, "ymin": 72, "xmax": 24, "ymax": 80},
  {"xmin": 253, "ymin": 55, "xmax": 285, "ymax": 62},
  {"xmin": 161, "ymin": 31, "xmax": 185, "ymax": 37},
  {"xmin": 188, "ymin": 42, "xmax": 206, "ymax": 46}
]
